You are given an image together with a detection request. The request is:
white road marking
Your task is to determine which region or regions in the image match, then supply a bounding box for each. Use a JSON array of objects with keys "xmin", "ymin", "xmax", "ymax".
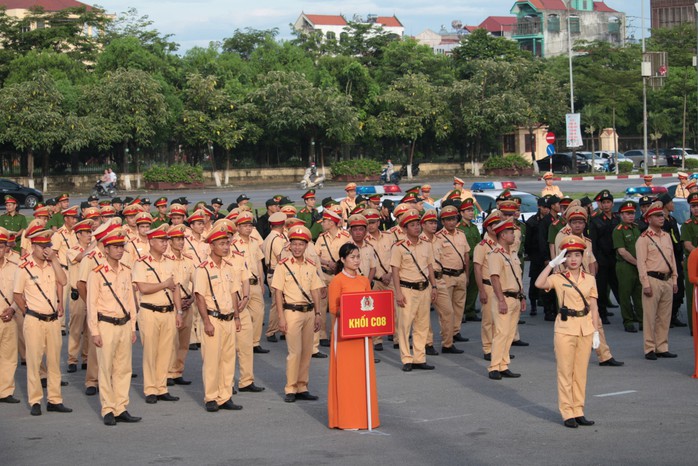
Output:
[{"xmin": 594, "ymin": 390, "xmax": 637, "ymax": 398}]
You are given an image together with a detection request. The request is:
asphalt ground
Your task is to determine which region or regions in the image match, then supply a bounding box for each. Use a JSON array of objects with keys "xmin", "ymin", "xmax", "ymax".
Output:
[
  {"xmin": 3, "ymin": 176, "xmax": 698, "ymax": 465},
  {"xmin": 2, "ymin": 264, "xmax": 698, "ymax": 465}
]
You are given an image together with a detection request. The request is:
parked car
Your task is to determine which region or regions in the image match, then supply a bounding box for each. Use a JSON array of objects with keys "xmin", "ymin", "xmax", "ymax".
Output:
[
  {"xmin": 577, "ymin": 151, "xmax": 606, "ymax": 172},
  {"xmin": 665, "ymin": 148, "xmax": 698, "ymax": 167},
  {"xmin": 0, "ymin": 178, "xmax": 43, "ymax": 209},
  {"xmin": 623, "ymin": 149, "xmax": 667, "ymax": 169},
  {"xmin": 593, "ymin": 151, "xmax": 626, "ymax": 172},
  {"xmin": 536, "ymin": 153, "xmax": 590, "ymax": 174}
]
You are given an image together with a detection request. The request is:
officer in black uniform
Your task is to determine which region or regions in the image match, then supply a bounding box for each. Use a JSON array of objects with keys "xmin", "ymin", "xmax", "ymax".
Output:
[
  {"xmin": 658, "ymin": 193, "xmax": 687, "ymax": 327},
  {"xmin": 637, "ymin": 195, "xmax": 653, "ymax": 232},
  {"xmin": 589, "ymin": 189, "xmax": 620, "ymax": 325},
  {"xmin": 256, "ymin": 198, "xmax": 280, "ymax": 240},
  {"xmin": 525, "ymin": 197, "xmax": 549, "ymax": 316},
  {"xmin": 537, "ymin": 195, "xmax": 560, "ymax": 321}
]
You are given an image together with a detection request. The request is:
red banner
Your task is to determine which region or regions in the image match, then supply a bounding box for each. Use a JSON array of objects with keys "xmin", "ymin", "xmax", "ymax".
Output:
[{"xmin": 340, "ymin": 290, "xmax": 394, "ymax": 339}]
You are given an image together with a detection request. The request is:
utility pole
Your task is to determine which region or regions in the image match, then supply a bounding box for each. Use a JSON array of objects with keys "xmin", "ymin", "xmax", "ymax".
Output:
[
  {"xmin": 567, "ymin": 1, "xmax": 578, "ymax": 173},
  {"xmin": 642, "ymin": 0, "xmax": 649, "ymax": 176}
]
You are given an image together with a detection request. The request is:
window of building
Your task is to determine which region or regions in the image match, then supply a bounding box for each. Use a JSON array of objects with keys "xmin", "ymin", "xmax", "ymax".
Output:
[
  {"xmin": 503, "ymin": 134, "xmax": 516, "ymax": 154},
  {"xmin": 608, "ymin": 16, "xmax": 620, "ymax": 34},
  {"xmin": 548, "ymin": 14, "xmax": 560, "ymax": 33},
  {"xmin": 569, "ymin": 16, "xmax": 580, "ymax": 34},
  {"xmin": 525, "ymin": 134, "xmax": 536, "ymax": 153},
  {"xmin": 340, "ymin": 32, "xmax": 348, "ymax": 43},
  {"xmin": 326, "ymin": 31, "xmax": 336, "ymax": 40}
]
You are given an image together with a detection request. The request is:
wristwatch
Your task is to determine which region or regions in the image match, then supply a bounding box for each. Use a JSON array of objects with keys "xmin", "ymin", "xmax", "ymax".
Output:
[{"xmin": 177, "ymin": 309, "xmax": 184, "ymax": 315}]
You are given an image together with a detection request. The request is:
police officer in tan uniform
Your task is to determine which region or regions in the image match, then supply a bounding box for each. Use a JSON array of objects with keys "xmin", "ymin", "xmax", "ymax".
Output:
[
  {"xmin": 636, "ymin": 201, "xmax": 679, "ymax": 360},
  {"xmin": 133, "ymin": 224, "xmax": 183, "ymax": 404},
  {"xmin": 272, "ymin": 226, "xmax": 324, "ymax": 403},
  {"xmin": 391, "ymin": 209, "xmax": 438, "ymax": 372},
  {"xmin": 473, "ymin": 210, "xmax": 501, "ymax": 360},
  {"xmin": 419, "ymin": 209, "xmax": 447, "ymax": 356},
  {"xmin": 535, "ymin": 235, "xmax": 601, "ymax": 428},
  {"xmin": 14, "ymin": 225, "xmax": 71, "ymax": 416},
  {"xmin": 124, "ymin": 212, "xmax": 152, "ymax": 266},
  {"xmin": 86, "ymin": 224, "xmax": 141, "ymax": 426},
  {"xmin": 263, "ymin": 212, "xmax": 289, "ymax": 342},
  {"xmin": 487, "ymin": 219, "xmax": 524, "ymax": 380},
  {"xmin": 340, "ymin": 183, "xmax": 358, "ymax": 225},
  {"xmin": 0, "ymin": 227, "xmax": 20, "ymax": 404},
  {"xmin": 66, "ymin": 219, "xmax": 94, "ymax": 373},
  {"xmin": 166, "ymin": 224, "xmax": 196, "ymax": 387},
  {"xmin": 194, "ymin": 224, "xmax": 243, "ymax": 412}
]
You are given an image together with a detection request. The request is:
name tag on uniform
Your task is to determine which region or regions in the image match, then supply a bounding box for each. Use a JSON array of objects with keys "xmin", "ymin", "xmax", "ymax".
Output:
[
  {"xmin": 210, "ymin": 275, "xmax": 218, "ymax": 280},
  {"xmin": 102, "ymin": 281, "xmax": 112, "ymax": 286},
  {"xmin": 562, "ymin": 284, "xmax": 573, "ymax": 288}
]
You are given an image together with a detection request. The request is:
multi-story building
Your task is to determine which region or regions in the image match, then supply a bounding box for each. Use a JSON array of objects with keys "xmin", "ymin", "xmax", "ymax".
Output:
[
  {"xmin": 293, "ymin": 13, "xmax": 404, "ymax": 42},
  {"xmin": 651, "ymin": 0, "xmax": 697, "ymax": 29},
  {"xmin": 510, "ymin": 0, "xmax": 625, "ymax": 57},
  {"xmin": 1, "ymin": 0, "xmax": 108, "ymax": 36}
]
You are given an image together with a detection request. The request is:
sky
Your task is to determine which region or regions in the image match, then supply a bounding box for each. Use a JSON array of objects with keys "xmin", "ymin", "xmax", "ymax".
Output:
[{"xmin": 93, "ymin": 0, "xmax": 646, "ymax": 52}]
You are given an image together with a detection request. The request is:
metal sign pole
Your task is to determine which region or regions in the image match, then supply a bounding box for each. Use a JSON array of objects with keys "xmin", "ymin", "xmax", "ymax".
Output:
[{"xmin": 364, "ymin": 336, "xmax": 372, "ymax": 431}]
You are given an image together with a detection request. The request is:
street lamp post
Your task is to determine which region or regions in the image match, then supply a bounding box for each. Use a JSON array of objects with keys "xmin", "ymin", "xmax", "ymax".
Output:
[
  {"xmin": 566, "ymin": 1, "xmax": 578, "ymax": 173},
  {"xmin": 642, "ymin": 0, "xmax": 649, "ymax": 176}
]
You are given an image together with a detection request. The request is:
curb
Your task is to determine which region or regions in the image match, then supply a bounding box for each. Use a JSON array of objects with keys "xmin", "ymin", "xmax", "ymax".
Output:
[{"xmin": 541, "ymin": 173, "xmax": 679, "ymax": 182}]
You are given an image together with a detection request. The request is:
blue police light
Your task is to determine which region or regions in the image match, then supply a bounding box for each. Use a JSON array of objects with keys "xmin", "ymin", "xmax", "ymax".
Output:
[
  {"xmin": 471, "ymin": 182, "xmax": 495, "ymax": 191},
  {"xmin": 356, "ymin": 186, "xmax": 377, "ymax": 195}
]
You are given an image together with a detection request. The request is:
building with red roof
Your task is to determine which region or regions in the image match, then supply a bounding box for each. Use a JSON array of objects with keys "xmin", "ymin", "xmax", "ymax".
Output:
[
  {"xmin": 509, "ymin": 0, "xmax": 625, "ymax": 57},
  {"xmin": 293, "ymin": 12, "xmax": 404, "ymax": 42}
]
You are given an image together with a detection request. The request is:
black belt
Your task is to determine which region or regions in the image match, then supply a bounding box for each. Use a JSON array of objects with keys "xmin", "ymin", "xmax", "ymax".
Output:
[
  {"xmin": 61, "ymin": 264, "xmax": 69, "ymax": 270},
  {"xmin": 647, "ymin": 271, "xmax": 671, "ymax": 281},
  {"xmin": 25, "ymin": 309, "xmax": 58, "ymax": 322},
  {"xmin": 140, "ymin": 303, "xmax": 174, "ymax": 313},
  {"xmin": 399, "ymin": 280, "xmax": 429, "ymax": 291},
  {"xmin": 250, "ymin": 277, "xmax": 259, "ymax": 285},
  {"xmin": 560, "ymin": 308, "xmax": 589, "ymax": 318},
  {"xmin": 482, "ymin": 279, "xmax": 492, "ymax": 286},
  {"xmin": 503, "ymin": 291, "xmax": 526, "ymax": 300},
  {"xmin": 283, "ymin": 303, "xmax": 314, "ymax": 312},
  {"xmin": 442, "ymin": 267, "xmax": 465, "ymax": 277},
  {"xmin": 434, "ymin": 271, "xmax": 443, "ymax": 279},
  {"xmin": 267, "ymin": 268, "xmax": 275, "ymax": 275},
  {"xmin": 207, "ymin": 310, "xmax": 236, "ymax": 321},
  {"xmin": 321, "ymin": 267, "xmax": 336, "ymax": 276},
  {"xmin": 98, "ymin": 312, "xmax": 131, "ymax": 326}
]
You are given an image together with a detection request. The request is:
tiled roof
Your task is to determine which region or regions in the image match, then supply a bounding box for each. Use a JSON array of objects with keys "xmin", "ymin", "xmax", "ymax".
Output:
[
  {"xmin": 376, "ymin": 16, "xmax": 403, "ymax": 27},
  {"xmin": 478, "ymin": 16, "xmax": 517, "ymax": 33},
  {"xmin": 593, "ymin": 1, "xmax": 618, "ymax": 13},
  {"xmin": 304, "ymin": 14, "xmax": 347, "ymax": 26},
  {"xmin": 1, "ymin": 0, "xmax": 92, "ymax": 10}
]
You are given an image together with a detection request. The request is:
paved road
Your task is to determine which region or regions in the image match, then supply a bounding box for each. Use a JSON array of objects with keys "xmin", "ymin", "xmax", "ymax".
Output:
[{"xmin": 2, "ymin": 265, "xmax": 698, "ymax": 465}]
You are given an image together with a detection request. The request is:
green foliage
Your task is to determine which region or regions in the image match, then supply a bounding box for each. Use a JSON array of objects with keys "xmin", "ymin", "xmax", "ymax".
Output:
[
  {"xmin": 330, "ymin": 159, "xmax": 382, "ymax": 177},
  {"xmin": 483, "ymin": 154, "xmax": 531, "ymax": 170},
  {"xmin": 618, "ymin": 161, "xmax": 634, "ymax": 173},
  {"xmin": 143, "ymin": 163, "xmax": 204, "ymax": 183},
  {"xmin": 685, "ymin": 158, "xmax": 698, "ymax": 169}
]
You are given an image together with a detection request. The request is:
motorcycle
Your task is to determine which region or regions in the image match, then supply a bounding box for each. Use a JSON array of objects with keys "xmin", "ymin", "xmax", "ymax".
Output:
[
  {"xmin": 299, "ymin": 168, "xmax": 325, "ymax": 190},
  {"xmin": 379, "ymin": 167, "xmax": 401, "ymax": 185},
  {"xmin": 92, "ymin": 179, "xmax": 117, "ymax": 198}
]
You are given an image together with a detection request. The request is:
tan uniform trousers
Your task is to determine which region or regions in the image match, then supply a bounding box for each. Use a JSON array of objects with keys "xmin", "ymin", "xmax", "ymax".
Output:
[
  {"xmin": 85, "ymin": 326, "xmax": 99, "ymax": 389},
  {"xmin": 481, "ymin": 287, "xmax": 495, "ymax": 355},
  {"xmin": 235, "ymin": 309, "xmax": 255, "ymax": 388},
  {"xmin": 168, "ymin": 307, "xmax": 194, "ymax": 379},
  {"xmin": 448, "ymin": 274, "xmax": 467, "ymax": 336},
  {"xmin": 594, "ymin": 324, "xmax": 612, "ymax": 362},
  {"xmin": 190, "ymin": 306, "xmax": 202, "ymax": 345},
  {"xmin": 201, "ymin": 316, "xmax": 237, "ymax": 404},
  {"xmin": 0, "ymin": 319, "xmax": 18, "ymax": 398},
  {"xmin": 201, "ymin": 317, "xmax": 235, "ymax": 405},
  {"xmin": 265, "ymin": 274, "xmax": 280, "ymax": 337},
  {"xmin": 488, "ymin": 296, "xmax": 520, "ymax": 372},
  {"xmin": 284, "ymin": 309, "xmax": 315, "ymax": 394},
  {"xmin": 14, "ymin": 311, "xmax": 26, "ymax": 362},
  {"xmin": 24, "ymin": 315, "xmax": 63, "ymax": 405},
  {"xmin": 96, "ymin": 320, "xmax": 133, "ymax": 417},
  {"xmin": 642, "ymin": 276, "xmax": 673, "ymax": 354},
  {"xmin": 67, "ymin": 297, "xmax": 88, "ymax": 365},
  {"xmin": 248, "ymin": 284, "xmax": 264, "ymax": 347},
  {"xmin": 554, "ymin": 332, "xmax": 592, "ymax": 420},
  {"xmin": 138, "ymin": 308, "xmax": 176, "ymax": 396},
  {"xmin": 397, "ymin": 287, "xmax": 431, "ymax": 365},
  {"xmin": 60, "ymin": 283, "xmax": 69, "ymax": 330}
]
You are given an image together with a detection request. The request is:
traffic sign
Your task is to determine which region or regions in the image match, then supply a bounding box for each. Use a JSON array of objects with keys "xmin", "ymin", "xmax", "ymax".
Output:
[
  {"xmin": 545, "ymin": 132, "xmax": 556, "ymax": 144},
  {"xmin": 546, "ymin": 144, "xmax": 555, "ymax": 156}
]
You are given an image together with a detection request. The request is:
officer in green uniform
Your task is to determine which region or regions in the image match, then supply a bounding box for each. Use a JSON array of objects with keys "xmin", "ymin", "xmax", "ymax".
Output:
[
  {"xmin": 612, "ymin": 200, "xmax": 643, "ymax": 332},
  {"xmin": 46, "ymin": 193, "xmax": 70, "ymax": 231},
  {"xmin": 458, "ymin": 198, "xmax": 482, "ymax": 322},
  {"xmin": 512, "ymin": 197, "xmax": 526, "ymax": 270},
  {"xmin": 0, "ymin": 195, "xmax": 28, "ymax": 252},
  {"xmin": 680, "ymin": 192, "xmax": 698, "ymax": 332},
  {"xmin": 151, "ymin": 197, "xmax": 169, "ymax": 228},
  {"xmin": 297, "ymin": 190, "xmax": 323, "ymax": 241}
]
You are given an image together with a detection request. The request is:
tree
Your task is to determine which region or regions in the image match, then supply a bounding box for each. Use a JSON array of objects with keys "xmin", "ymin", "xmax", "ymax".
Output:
[
  {"xmin": 223, "ymin": 28, "xmax": 279, "ymax": 59},
  {"xmin": 0, "ymin": 71, "xmax": 65, "ymax": 178},
  {"xmin": 368, "ymin": 73, "xmax": 448, "ymax": 176},
  {"xmin": 452, "ymin": 29, "xmax": 532, "ymax": 78}
]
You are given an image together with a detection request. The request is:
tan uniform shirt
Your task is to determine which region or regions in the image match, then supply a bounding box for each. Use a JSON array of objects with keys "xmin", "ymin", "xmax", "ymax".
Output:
[
  {"xmin": 193, "ymin": 258, "xmax": 241, "ymax": 314},
  {"xmin": 14, "ymin": 259, "xmax": 58, "ymax": 314},
  {"xmin": 0, "ymin": 257, "xmax": 18, "ymax": 309},
  {"xmin": 316, "ymin": 229, "xmax": 350, "ymax": 280},
  {"xmin": 86, "ymin": 261, "xmax": 137, "ymax": 334},
  {"xmin": 636, "ymin": 229, "xmax": 678, "ymax": 288},
  {"xmin": 51, "ymin": 226, "xmax": 76, "ymax": 270},
  {"xmin": 352, "ymin": 240, "xmax": 377, "ymax": 278},
  {"xmin": 541, "ymin": 185, "xmax": 564, "ymax": 198},
  {"xmin": 340, "ymin": 197, "xmax": 357, "ymax": 222},
  {"xmin": 390, "ymin": 238, "xmax": 434, "ymax": 283},
  {"xmin": 67, "ymin": 245, "xmax": 86, "ymax": 290},
  {"xmin": 271, "ymin": 257, "xmax": 324, "ymax": 305},
  {"xmin": 262, "ymin": 230, "xmax": 288, "ymax": 272},
  {"xmin": 79, "ymin": 249, "xmax": 105, "ymax": 287},
  {"xmin": 388, "ymin": 226, "xmax": 406, "ymax": 244},
  {"xmin": 365, "ymin": 231, "xmax": 393, "ymax": 279},
  {"xmin": 547, "ymin": 271, "xmax": 597, "ymax": 336},
  {"xmin": 473, "ymin": 236, "xmax": 497, "ymax": 280},
  {"xmin": 170, "ymin": 252, "xmax": 195, "ymax": 299},
  {"xmin": 185, "ymin": 235, "xmax": 209, "ymax": 264},
  {"xmin": 231, "ymin": 236, "xmax": 264, "ymax": 283},
  {"xmin": 487, "ymin": 247, "xmax": 522, "ymax": 293},
  {"xmin": 554, "ymin": 228, "xmax": 597, "ymax": 272},
  {"xmin": 675, "ymin": 184, "xmax": 690, "ymax": 199},
  {"xmin": 124, "ymin": 236, "xmax": 150, "ymax": 267},
  {"xmin": 132, "ymin": 255, "xmax": 177, "ymax": 306},
  {"xmin": 436, "ymin": 228, "xmax": 469, "ymax": 271}
]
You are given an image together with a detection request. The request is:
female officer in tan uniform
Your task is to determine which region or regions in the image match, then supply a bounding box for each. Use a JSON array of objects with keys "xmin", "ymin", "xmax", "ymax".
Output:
[{"xmin": 535, "ymin": 235, "xmax": 601, "ymax": 428}]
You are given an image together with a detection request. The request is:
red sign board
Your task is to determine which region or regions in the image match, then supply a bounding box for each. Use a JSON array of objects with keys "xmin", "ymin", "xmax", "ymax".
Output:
[
  {"xmin": 340, "ymin": 290, "xmax": 394, "ymax": 339},
  {"xmin": 545, "ymin": 132, "xmax": 556, "ymax": 144}
]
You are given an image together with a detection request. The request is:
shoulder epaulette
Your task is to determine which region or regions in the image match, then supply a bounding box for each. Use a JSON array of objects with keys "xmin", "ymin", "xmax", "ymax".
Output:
[
  {"xmin": 120, "ymin": 262, "xmax": 132, "ymax": 270},
  {"xmin": 591, "ymin": 211, "xmax": 599, "ymax": 217},
  {"xmin": 93, "ymin": 264, "xmax": 104, "ymax": 273},
  {"xmin": 71, "ymin": 245, "xmax": 81, "ymax": 250},
  {"xmin": 278, "ymin": 257, "xmax": 290, "ymax": 265},
  {"xmin": 340, "ymin": 230, "xmax": 350, "ymax": 237},
  {"xmin": 19, "ymin": 261, "xmax": 29, "ymax": 269},
  {"xmin": 389, "ymin": 226, "xmax": 400, "ymax": 233},
  {"xmin": 21, "ymin": 253, "xmax": 30, "ymax": 260},
  {"xmin": 231, "ymin": 250, "xmax": 244, "ymax": 256},
  {"xmin": 87, "ymin": 251, "xmax": 97, "ymax": 259},
  {"xmin": 198, "ymin": 260, "xmax": 208, "ymax": 268},
  {"xmin": 615, "ymin": 224, "xmax": 624, "ymax": 230},
  {"xmin": 686, "ymin": 219, "xmax": 694, "ymax": 225},
  {"xmin": 394, "ymin": 240, "xmax": 405, "ymax": 247},
  {"xmin": 182, "ymin": 253, "xmax": 194, "ymax": 260},
  {"xmin": 478, "ymin": 239, "xmax": 488, "ymax": 246},
  {"xmin": 640, "ymin": 230, "xmax": 650, "ymax": 237},
  {"xmin": 137, "ymin": 255, "xmax": 149, "ymax": 262},
  {"xmin": 306, "ymin": 258, "xmax": 316, "ymax": 266}
]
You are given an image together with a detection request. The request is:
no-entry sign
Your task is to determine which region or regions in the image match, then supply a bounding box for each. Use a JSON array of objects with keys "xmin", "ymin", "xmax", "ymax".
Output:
[{"xmin": 546, "ymin": 132, "xmax": 556, "ymax": 144}]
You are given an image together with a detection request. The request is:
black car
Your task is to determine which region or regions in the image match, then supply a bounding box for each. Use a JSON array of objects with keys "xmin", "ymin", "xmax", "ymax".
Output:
[
  {"xmin": 0, "ymin": 178, "xmax": 44, "ymax": 209},
  {"xmin": 537, "ymin": 153, "xmax": 590, "ymax": 174}
]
